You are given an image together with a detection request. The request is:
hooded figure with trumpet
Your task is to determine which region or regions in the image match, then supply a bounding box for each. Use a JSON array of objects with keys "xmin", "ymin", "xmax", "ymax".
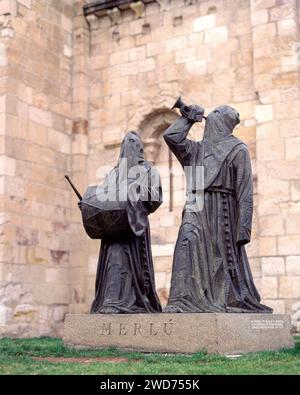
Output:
[{"xmin": 164, "ymin": 98, "xmax": 272, "ymax": 314}]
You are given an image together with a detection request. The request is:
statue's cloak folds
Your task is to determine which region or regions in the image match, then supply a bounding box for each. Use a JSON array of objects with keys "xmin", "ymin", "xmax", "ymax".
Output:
[
  {"xmin": 87, "ymin": 132, "xmax": 162, "ymax": 314},
  {"xmin": 164, "ymin": 107, "xmax": 272, "ymax": 313}
]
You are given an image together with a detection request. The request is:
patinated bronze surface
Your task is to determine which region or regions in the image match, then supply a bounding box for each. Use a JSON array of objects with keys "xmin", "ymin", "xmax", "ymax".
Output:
[
  {"xmin": 164, "ymin": 101, "xmax": 273, "ymax": 313},
  {"xmin": 80, "ymin": 132, "xmax": 162, "ymax": 314}
]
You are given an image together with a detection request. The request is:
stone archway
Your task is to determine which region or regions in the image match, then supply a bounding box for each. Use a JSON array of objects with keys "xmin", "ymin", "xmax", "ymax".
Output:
[
  {"xmin": 139, "ymin": 108, "xmax": 179, "ymax": 212},
  {"xmin": 138, "ymin": 109, "xmax": 185, "ymax": 306},
  {"xmin": 139, "ymin": 108, "xmax": 178, "ymax": 164}
]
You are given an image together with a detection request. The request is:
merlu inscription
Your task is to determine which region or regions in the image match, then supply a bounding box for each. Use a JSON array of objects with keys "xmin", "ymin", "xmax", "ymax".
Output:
[{"xmin": 97, "ymin": 319, "xmax": 174, "ymax": 337}]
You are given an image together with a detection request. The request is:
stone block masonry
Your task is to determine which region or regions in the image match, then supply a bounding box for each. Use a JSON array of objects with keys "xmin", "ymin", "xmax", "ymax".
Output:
[
  {"xmin": 0, "ymin": 0, "xmax": 300, "ymax": 336},
  {"xmin": 0, "ymin": 0, "xmax": 81, "ymax": 338}
]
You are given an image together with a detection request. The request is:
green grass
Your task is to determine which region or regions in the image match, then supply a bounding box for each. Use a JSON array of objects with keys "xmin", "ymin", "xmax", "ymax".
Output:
[{"xmin": 0, "ymin": 336, "xmax": 299, "ymax": 375}]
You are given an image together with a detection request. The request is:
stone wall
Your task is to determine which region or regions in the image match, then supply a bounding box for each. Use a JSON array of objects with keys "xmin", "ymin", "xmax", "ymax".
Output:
[
  {"xmin": 0, "ymin": 0, "xmax": 300, "ymax": 336},
  {"xmin": 83, "ymin": 0, "xmax": 300, "ymax": 327},
  {"xmin": 84, "ymin": 0, "xmax": 259, "ymax": 306},
  {"xmin": 251, "ymin": 0, "xmax": 300, "ymax": 326},
  {"xmin": 0, "ymin": 0, "xmax": 76, "ymax": 337}
]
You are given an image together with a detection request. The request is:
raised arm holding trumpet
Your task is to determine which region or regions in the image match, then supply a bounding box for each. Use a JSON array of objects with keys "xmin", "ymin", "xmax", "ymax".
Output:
[{"xmin": 172, "ymin": 96, "xmax": 206, "ymax": 123}]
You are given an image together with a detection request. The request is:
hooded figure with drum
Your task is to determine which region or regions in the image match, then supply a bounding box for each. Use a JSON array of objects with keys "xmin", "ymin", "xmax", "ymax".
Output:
[{"xmin": 67, "ymin": 131, "xmax": 162, "ymax": 314}]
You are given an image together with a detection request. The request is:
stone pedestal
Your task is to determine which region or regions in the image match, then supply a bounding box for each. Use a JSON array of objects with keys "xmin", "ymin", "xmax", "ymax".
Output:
[{"xmin": 63, "ymin": 313, "xmax": 294, "ymax": 355}]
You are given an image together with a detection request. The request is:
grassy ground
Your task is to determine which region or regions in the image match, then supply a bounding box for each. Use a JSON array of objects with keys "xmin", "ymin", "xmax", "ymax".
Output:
[{"xmin": 0, "ymin": 336, "xmax": 299, "ymax": 375}]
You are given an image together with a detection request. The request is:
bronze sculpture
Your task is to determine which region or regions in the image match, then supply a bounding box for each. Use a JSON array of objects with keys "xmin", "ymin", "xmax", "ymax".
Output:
[
  {"xmin": 164, "ymin": 98, "xmax": 273, "ymax": 314},
  {"xmin": 74, "ymin": 131, "xmax": 162, "ymax": 314}
]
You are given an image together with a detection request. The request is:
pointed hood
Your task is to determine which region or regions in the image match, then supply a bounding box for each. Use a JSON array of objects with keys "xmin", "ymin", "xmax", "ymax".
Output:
[{"xmin": 199, "ymin": 105, "xmax": 245, "ymax": 188}]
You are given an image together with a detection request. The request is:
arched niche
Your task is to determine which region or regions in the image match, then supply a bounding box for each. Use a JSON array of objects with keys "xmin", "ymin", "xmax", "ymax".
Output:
[
  {"xmin": 139, "ymin": 108, "xmax": 177, "ymax": 164},
  {"xmin": 138, "ymin": 108, "xmax": 185, "ymax": 215}
]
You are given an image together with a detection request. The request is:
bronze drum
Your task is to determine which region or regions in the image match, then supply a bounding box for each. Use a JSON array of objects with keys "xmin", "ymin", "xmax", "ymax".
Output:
[{"xmin": 81, "ymin": 185, "xmax": 131, "ymax": 239}]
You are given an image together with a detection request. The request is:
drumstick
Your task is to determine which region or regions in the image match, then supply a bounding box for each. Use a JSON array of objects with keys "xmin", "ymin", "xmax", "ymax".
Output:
[{"xmin": 64, "ymin": 175, "xmax": 82, "ymax": 201}]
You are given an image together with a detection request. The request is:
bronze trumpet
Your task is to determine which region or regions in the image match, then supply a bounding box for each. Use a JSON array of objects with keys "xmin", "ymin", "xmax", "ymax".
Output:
[{"xmin": 172, "ymin": 96, "xmax": 206, "ymax": 122}]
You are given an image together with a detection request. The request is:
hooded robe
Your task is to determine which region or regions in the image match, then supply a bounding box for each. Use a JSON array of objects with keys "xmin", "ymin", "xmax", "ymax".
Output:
[
  {"xmin": 90, "ymin": 132, "xmax": 162, "ymax": 314},
  {"xmin": 163, "ymin": 106, "xmax": 272, "ymax": 313}
]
